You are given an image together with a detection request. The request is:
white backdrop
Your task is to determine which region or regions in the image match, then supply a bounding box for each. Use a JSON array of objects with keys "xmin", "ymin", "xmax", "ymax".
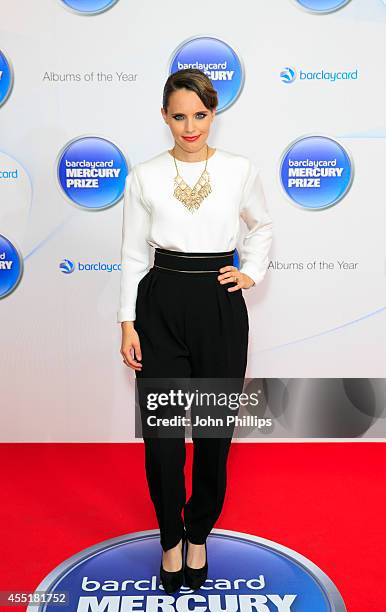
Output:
[{"xmin": 0, "ymin": 0, "xmax": 385, "ymax": 441}]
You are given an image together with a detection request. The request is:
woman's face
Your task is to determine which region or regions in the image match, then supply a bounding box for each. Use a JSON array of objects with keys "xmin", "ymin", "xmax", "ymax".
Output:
[{"xmin": 161, "ymin": 88, "xmax": 216, "ymax": 153}]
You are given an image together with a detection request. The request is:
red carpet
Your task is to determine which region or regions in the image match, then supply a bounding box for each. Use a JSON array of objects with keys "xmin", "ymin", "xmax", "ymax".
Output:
[{"xmin": 1, "ymin": 442, "xmax": 385, "ymax": 611}]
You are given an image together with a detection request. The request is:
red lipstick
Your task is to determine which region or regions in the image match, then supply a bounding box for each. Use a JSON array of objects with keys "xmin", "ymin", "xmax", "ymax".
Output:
[{"xmin": 182, "ymin": 135, "xmax": 200, "ymax": 142}]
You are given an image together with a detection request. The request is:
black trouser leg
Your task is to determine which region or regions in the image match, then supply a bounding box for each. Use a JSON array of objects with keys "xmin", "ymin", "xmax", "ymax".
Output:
[
  {"xmin": 134, "ymin": 259, "xmax": 248, "ymax": 550},
  {"xmin": 135, "ymin": 267, "xmax": 190, "ymax": 552},
  {"xmin": 183, "ymin": 274, "xmax": 248, "ymax": 544}
]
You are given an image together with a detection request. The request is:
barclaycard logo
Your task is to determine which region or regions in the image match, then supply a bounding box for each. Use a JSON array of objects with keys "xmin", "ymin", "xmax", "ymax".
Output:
[
  {"xmin": 280, "ymin": 66, "xmax": 358, "ymax": 83},
  {"xmin": 60, "ymin": 259, "xmax": 75, "ymax": 274},
  {"xmin": 59, "ymin": 259, "xmax": 120, "ymax": 273},
  {"xmin": 27, "ymin": 529, "xmax": 346, "ymax": 612},
  {"xmin": 280, "ymin": 67, "xmax": 296, "ymax": 83}
]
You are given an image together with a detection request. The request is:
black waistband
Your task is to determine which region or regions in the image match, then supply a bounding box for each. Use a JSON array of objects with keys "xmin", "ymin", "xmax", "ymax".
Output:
[{"xmin": 154, "ymin": 248, "xmax": 235, "ymax": 272}]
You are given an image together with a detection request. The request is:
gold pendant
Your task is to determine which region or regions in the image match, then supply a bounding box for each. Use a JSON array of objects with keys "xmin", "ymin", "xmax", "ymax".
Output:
[{"xmin": 173, "ymin": 169, "xmax": 212, "ymax": 213}]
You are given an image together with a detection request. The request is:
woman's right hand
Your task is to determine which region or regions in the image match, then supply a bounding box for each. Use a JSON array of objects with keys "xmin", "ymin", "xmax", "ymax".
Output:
[{"xmin": 120, "ymin": 321, "xmax": 143, "ymax": 371}]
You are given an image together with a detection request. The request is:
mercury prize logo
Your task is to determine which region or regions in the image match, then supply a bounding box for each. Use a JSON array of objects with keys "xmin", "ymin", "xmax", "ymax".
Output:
[
  {"xmin": 293, "ymin": 0, "xmax": 352, "ymax": 13},
  {"xmin": 0, "ymin": 50, "xmax": 13, "ymax": 107},
  {"xmin": 280, "ymin": 135, "xmax": 353, "ymax": 210},
  {"xmin": 26, "ymin": 529, "xmax": 347, "ymax": 612},
  {"xmin": 0, "ymin": 234, "xmax": 23, "ymax": 299},
  {"xmin": 57, "ymin": 136, "xmax": 128, "ymax": 210},
  {"xmin": 169, "ymin": 36, "xmax": 244, "ymax": 113},
  {"xmin": 60, "ymin": 0, "xmax": 119, "ymax": 14}
]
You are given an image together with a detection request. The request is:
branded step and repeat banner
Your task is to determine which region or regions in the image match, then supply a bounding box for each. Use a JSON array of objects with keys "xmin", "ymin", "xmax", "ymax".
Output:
[
  {"xmin": 1, "ymin": 0, "xmax": 385, "ymax": 442},
  {"xmin": 1, "ymin": 2, "xmax": 385, "ymax": 610}
]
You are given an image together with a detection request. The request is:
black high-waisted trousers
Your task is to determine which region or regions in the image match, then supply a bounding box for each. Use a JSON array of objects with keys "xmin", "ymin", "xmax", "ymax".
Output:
[{"xmin": 134, "ymin": 247, "xmax": 249, "ymax": 551}]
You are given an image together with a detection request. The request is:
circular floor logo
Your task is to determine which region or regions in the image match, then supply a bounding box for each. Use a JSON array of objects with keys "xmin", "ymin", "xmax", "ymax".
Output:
[
  {"xmin": 280, "ymin": 135, "xmax": 353, "ymax": 209},
  {"xmin": 57, "ymin": 136, "xmax": 128, "ymax": 210},
  {"xmin": 170, "ymin": 37, "xmax": 244, "ymax": 113},
  {"xmin": 60, "ymin": 0, "xmax": 119, "ymax": 14},
  {"xmin": 0, "ymin": 50, "xmax": 14, "ymax": 107},
  {"xmin": 0, "ymin": 234, "xmax": 23, "ymax": 299},
  {"xmin": 28, "ymin": 529, "xmax": 346, "ymax": 611},
  {"xmin": 293, "ymin": 0, "xmax": 351, "ymax": 13}
]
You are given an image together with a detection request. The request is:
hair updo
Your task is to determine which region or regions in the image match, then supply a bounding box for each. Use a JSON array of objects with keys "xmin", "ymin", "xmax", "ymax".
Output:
[{"xmin": 162, "ymin": 68, "xmax": 218, "ymax": 112}]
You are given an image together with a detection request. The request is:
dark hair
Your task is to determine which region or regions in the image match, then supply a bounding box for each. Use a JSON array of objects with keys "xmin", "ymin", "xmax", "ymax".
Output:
[{"xmin": 162, "ymin": 68, "xmax": 218, "ymax": 112}]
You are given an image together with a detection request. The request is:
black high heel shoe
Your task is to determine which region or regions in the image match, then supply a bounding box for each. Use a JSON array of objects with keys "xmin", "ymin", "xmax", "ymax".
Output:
[
  {"xmin": 159, "ymin": 533, "xmax": 186, "ymax": 594},
  {"xmin": 184, "ymin": 539, "xmax": 208, "ymax": 591}
]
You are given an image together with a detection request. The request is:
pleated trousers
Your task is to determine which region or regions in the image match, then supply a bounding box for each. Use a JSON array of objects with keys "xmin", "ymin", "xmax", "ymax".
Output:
[{"xmin": 134, "ymin": 248, "xmax": 249, "ymax": 551}]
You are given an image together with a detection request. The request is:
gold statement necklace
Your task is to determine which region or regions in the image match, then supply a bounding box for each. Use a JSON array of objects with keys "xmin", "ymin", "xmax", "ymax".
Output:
[{"xmin": 171, "ymin": 143, "xmax": 212, "ymax": 213}]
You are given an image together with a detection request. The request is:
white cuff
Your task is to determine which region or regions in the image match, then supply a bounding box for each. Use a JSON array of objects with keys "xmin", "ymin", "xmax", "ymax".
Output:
[
  {"xmin": 117, "ymin": 309, "xmax": 136, "ymax": 323},
  {"xmin": 239, "ymin": 264, "xmax": 267, "ymax": 288}
]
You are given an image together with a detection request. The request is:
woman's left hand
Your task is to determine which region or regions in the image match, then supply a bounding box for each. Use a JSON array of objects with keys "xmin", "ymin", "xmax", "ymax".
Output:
[{"xmin": 217, "ymin": 266, "xmax": 255, "ymax": 291}]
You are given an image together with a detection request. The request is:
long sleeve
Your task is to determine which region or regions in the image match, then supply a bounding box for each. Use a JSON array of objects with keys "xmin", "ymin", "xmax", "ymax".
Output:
[
  {"xmin": 238, "ymin": 159, "xmax": 273, "ymax": 287},
  {"xmin": 117, "ymin": 166, "xmax": 152, "ymax": 323}
]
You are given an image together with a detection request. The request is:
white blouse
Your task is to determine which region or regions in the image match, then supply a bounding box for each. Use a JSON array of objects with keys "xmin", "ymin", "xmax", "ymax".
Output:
[{"xmin": 117, "ymin": 148, "xmax": 273, "ymax": 323}]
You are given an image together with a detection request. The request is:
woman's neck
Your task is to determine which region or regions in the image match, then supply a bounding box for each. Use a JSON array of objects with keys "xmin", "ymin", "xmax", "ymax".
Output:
[{"xmin": 168, "ymin": 143, "xmax": 216, "ymax": 163}]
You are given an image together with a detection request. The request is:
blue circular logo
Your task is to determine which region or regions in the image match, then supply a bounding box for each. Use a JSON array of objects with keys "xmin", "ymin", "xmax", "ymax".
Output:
[
  {"xmin": 294, "ymin": 0, "xmax": 351, "ymax": 13},
  {"xmin": 60, "ymin": 259, "xmax": 75, "ymax": 274},
  {"xmin": 27, "ymin": 529, "xmax": 346, "ymax": 611},
  {"xmin": 0, "ymin": 50, "xmax": 14, "ymax": 107},
  {"xmin": 280, "ymin": 135, "xmax": 353, "ymax": 210},
  {"xmin": 57, "ymin": 136, "xmax": 128, "ymax": 210},
  {"xmin": 0, "ymin": 234, "xmax": 23, "ymax": 299},
  {"xmin": 280, "ymin": 66, "xmax": 297, "ymax": 84},
  {"xmin": 60, "ymin": 0, "xmax": 119, "ymax": 14},
  {"xmin": 170, "ymin": 37, "xmax": 244, "ymax": 113}
]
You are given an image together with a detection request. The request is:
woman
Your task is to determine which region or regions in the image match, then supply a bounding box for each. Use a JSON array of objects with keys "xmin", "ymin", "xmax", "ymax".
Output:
[{"xmin": 118, "ymin": 68, "xmax": 273, "ymax": 593}]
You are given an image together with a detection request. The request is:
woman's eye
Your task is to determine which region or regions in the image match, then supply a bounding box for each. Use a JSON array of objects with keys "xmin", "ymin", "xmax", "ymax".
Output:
[{"xmin": 173, "ymin": 113, "xmax": 207, "ymax": 120}]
